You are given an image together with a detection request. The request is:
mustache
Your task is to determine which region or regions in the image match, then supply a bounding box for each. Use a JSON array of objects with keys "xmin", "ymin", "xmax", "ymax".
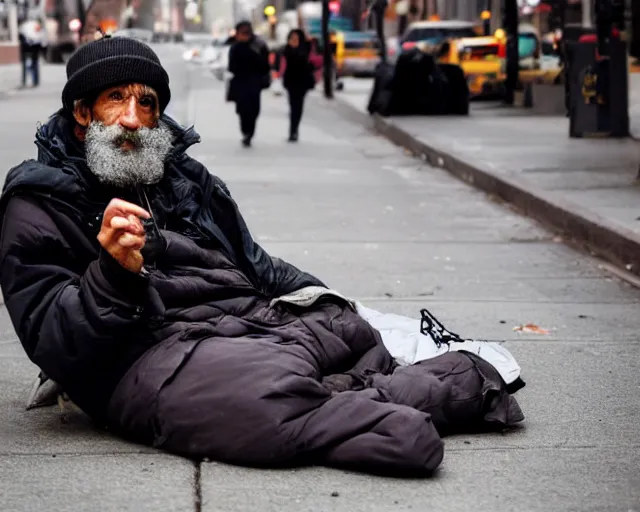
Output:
[
  {"xmin": 113, "ymin": 130, "xmax": 143, "ymax": 148},
  {"xmin": 88, "ymin": 122, "xmax": 156, "ymax": 149}
]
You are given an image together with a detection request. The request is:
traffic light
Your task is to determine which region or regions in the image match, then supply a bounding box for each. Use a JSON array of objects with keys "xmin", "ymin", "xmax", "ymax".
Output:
[{"xmin": 328, "ymin": 1, "xmax": 340, "ymax": 16}]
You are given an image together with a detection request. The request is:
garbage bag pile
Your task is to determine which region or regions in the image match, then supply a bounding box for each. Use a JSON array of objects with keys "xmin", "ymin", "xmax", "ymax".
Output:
[{"xmin": 367, "ymin": 48, "xmax": 470, "ymax": 117}]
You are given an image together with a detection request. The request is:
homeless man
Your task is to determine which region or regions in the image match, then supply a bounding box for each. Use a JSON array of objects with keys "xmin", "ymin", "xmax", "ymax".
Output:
[{"xmin": 0, "ymin": 36, "xmax": 525, "ymax": 476}]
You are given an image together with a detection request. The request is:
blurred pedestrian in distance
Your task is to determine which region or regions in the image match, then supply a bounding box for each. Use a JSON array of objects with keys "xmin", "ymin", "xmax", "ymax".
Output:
[
  {"xmin": 227, "ymin": 21, "xmax": 271, "ymax": 147},
  {"xmin": 279, "ymin": 29, "xmax": 317, "ymax": 142},
  {"xmin": 18, "ymin": 13, "xmax": 46, "ymax": 89}
]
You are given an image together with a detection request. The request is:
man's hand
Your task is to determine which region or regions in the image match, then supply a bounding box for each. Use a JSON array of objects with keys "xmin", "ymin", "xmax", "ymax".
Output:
[{"xmin": 97, "ymin": 199, "xmax": 151, "ymax": 274}]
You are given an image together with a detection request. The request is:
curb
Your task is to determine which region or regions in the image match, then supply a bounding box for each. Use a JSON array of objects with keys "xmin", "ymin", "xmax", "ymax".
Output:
[{"xmin": 328, "ymin": 94, "xmax": 640, "ymax": 279}]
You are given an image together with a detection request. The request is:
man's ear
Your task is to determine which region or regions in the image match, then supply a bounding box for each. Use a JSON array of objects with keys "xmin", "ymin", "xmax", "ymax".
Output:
[
  {"xmin": 72, "ymin": 101, "xmax": 92, "ymax": 141},
  {"xmin": 73, "ymin": 101, "xmax": 92, "ymax": 128}
]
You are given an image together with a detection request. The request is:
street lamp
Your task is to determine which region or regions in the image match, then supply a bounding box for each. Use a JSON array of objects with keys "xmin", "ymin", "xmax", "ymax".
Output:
[{"xmin": 503, "ymin": 0, "xmax": 519, "ymax": 106}]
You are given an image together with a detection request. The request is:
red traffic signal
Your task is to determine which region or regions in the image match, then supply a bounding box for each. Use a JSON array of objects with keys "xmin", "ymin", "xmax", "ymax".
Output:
[{"xmin": 328, "ymin": 0, "xmax": 340, "ymax": 14}]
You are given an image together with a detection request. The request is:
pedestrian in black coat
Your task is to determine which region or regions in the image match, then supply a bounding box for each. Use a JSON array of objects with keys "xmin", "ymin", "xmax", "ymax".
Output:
[
  {"xmin": 227, "ymin": 21, "xmax": 271, "ymax": 147},
  {"xmin": 281, "ymin": 29, "xmax": 316, "ymax": 142}
]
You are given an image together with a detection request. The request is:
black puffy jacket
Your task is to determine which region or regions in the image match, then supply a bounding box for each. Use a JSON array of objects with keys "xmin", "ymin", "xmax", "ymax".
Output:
[{"xmin": 0, "ymin": 112, "xmax": 324, "ymax": 421}]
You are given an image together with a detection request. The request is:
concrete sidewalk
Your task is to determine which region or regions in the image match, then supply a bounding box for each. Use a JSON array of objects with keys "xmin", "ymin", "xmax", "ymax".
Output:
[
  {"xmin": 331, "ymin": 77, "xmax": 640, "ymax": 280},
  {"xmin": 1, "ymin": 47, "xmax": 640, "ymax": 511},
  {"xmin": 0, "ymin": 63, "xmax": 21, "ymax": 93},
  {"xmin": 0, "ymin": 61, "xmax": 66, "ymax": 106},
  {"xmin": 0, "ymin": 62, "xmax": 61, "ymax": 95}
]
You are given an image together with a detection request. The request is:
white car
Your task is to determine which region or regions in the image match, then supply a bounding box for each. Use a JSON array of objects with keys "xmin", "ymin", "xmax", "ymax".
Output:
[{"xmin": 113, "ymin": 28, "xmax": 153, "ymax": 43}]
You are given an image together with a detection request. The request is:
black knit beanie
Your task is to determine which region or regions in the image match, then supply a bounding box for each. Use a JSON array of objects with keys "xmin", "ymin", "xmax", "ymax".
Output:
[{"xmin": 62, "ymin": 36, "xmax": 171, "ymax": 113}]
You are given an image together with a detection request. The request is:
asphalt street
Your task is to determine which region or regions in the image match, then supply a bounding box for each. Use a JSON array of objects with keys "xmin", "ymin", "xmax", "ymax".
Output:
[{"xmin": 0, "ymin": 46, "xmax": 639, "ymax": 512}]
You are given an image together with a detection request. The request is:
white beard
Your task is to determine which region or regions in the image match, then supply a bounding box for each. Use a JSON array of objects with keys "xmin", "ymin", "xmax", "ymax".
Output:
[{"xmin": 84, "ymin": 121, "xmax": 174, "ymax": 188}]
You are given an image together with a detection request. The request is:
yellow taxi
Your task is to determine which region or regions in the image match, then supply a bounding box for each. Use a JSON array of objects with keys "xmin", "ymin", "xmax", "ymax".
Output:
[
  {"xmin": 333, "ymin": 31, "xmax": 381, "ymax": 78},
  {"xmin": 436, "ymin": 36, "xmax": 503, "ymax": 97}
]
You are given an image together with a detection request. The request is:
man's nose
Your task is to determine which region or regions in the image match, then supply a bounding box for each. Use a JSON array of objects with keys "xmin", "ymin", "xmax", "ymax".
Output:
[{"xmin": 118, "ymin": 96, "xmax": 142, "ymax": 131}]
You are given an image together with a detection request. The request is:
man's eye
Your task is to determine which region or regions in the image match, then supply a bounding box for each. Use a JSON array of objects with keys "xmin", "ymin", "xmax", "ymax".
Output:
[
  {"xmin": 139, "ymin": 96, "xmax": 156, "ymax": 108},
  {"xmin": 109, "ymin": 91, "xmax": 123, "ymax": 100}
]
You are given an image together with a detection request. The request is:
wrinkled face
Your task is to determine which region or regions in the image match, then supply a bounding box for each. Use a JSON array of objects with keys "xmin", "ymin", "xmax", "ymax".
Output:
[
  {"xmin": 73, "ymin": 83, "xmax": 174, "ymax": 188},
  {"xmin": 288, "ymin": 32, "xmax": 300, "ymax": 48}
]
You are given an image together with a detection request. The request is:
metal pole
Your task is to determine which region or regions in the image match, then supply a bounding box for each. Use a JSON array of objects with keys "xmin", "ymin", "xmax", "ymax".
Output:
[
  {"xmin": 373, "ymin": 0, "xmax": 387, "ymax": 63},
  {"xmin": 483, "ymin": 0, "xmax": 492, "ymax": 36},
  {"xmin": 322, "ymin": 0, "xmax": 333, "ymax": 99},
  {"xmin": 76, "ymin": 0, "xmax": 86, "ymax": 29},
  {"xmin": 503, "ymin": 0, "xmax": 519, "ymax": 106}
]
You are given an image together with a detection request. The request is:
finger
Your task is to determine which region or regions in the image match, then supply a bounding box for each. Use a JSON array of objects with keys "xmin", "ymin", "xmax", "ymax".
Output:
[
  {"xmin": 127, "ymin": 214, "xmax": 145, "ymax": 235},
  {"xmin": 110, "ymin": 216, "xmax": 130, "ymax": 230},
  {"xmin": 117, "ymin": 233, "xmax": 146, "ymax": 249},
  {"xmin": 108, "ymin": 199, "xmax": 150, "ymax": 219},
  {"xmin": 103, "ymin": 199, "xmax": 150, "ymax": 225},
  {"xmin": 109, "ymin": 215, "xmax": 145, "ymax": 235}
]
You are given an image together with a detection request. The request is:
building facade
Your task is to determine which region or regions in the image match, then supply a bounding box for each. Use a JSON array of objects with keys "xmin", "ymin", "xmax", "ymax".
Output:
[{"xmin": 0, "ymin": 0, "xmax": 19, "ymax": 63}]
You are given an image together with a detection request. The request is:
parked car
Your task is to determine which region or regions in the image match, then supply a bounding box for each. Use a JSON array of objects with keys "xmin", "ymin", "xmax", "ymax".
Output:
[
  {"xmin": 395, "ymin": 20, "xmax": 478, "ymax": 58},
  {"xmin": 113, "ymin": 28, "xmax": 153, "ymax": 43},
  {"xmin": 438, "ymin": 35, "xmax": 503, "ymax": 98},
  {"xmin": 334, "ymin": 31, "xmax": 381, "ymax": 78}
]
